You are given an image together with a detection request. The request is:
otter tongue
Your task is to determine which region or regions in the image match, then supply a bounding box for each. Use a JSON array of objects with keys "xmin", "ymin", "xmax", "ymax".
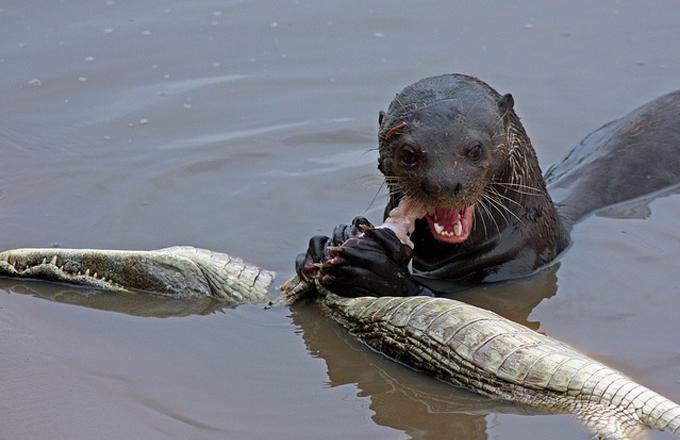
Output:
[{"xmin": 434, "ymin": 207, "xmax": 462, "ymax": 232}]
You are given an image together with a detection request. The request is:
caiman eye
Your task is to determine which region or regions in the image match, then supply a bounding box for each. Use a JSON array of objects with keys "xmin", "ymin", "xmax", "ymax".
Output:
[
  {"xmin": 399, "ymin": 145, "xmax": 420, "ymax": 168},
  {"xmin": 466, "ymin": 144, "xmax": 483, "ymax": 162}
]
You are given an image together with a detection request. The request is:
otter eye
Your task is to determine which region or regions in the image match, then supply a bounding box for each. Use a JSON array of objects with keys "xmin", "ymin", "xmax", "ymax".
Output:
[
  {"xmin": 399, "ymin": 146, "xmax": 420, "ymax": 168},
  {"xmin": 466, "ymin": 144, "xmax": 483, "ymax": 162}
]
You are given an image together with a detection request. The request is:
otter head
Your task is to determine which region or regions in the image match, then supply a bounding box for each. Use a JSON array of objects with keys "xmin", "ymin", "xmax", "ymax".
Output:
[{"xmin": 378, "ymin": 74, "xmax": 518, "ymax": 244}]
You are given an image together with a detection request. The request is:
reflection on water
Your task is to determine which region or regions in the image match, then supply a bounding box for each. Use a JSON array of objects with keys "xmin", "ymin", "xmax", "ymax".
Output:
[
  {"xmin": 1, "ymin": 279, "xmax": 230, "ymax": 318},
  {"xmin": 436, "ymin": 264, "xmax": 560, "ymax": 331}
]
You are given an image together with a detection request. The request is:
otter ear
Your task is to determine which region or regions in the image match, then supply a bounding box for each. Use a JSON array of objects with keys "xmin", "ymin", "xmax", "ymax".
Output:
[
  {"xmin": 498, "ymin": 93, "xmax": 514, "ymax": 114},
  {"xmin": 378, "ymin": 110, "xmax": 386, "ymax": 126}
]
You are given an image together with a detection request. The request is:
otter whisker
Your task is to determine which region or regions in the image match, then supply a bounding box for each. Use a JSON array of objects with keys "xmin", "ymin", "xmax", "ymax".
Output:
[
  {"xmin": 472, "ymin": 205, "xmax": 488, "ymax": 240},
  {"xmin": 477, "ymin": 197, "xmax": 501, "ymax": 236},
  {"xmin": 484, "ymin": 190, "xmax": 523, "ymax": 225},
  {"xmin": 482, "ymin": 193, "xmax": 510, "ymax": 225},
  {"xmin": 492, "ymin": 181, "xmax": 543, "ymax": 196},
  {"xmin": 488, "ymin": 186, "xmax": 524, "ymax": 209}
]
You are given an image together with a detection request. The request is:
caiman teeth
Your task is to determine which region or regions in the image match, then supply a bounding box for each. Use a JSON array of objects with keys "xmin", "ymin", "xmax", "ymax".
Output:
[
  {"xmin": 42, "ymin": 257, "xmax": 47, "ymax": 265},
  {"xmin": 85, "ymin": 269, "xmax": 90, "ymax": 276},
  {"xmin": 434, "ymin": 222, "xmax": 444, "ymax": 234},
  {"xmin": 50, "ymin": 256, "xmax": 58, "ymax": 265}
]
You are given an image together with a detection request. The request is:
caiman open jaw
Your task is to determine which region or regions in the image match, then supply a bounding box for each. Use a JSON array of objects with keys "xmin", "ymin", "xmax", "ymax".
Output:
[{"xmin": 425, "ymin": 205, "xmax": 475, "ymax": 244}]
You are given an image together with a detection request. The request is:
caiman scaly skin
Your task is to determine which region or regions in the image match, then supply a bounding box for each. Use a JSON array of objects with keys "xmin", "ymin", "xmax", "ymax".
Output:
[
  {"xmin": 0, "ymin": 246, "xmax": 274, "ymax": 303},
  {"xmin": 281, "ymin": 276, "xmax": 680, "ymax": 440}
]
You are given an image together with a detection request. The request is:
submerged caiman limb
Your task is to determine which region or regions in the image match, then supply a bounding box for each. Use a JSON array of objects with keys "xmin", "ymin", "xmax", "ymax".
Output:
[
  {"xmin": 0, "ymin": 246, "xmax": 274, "ymax": 304},
  {"xmin": 281, "ymin": 276, "xmax": 680, "ymax": 440}
]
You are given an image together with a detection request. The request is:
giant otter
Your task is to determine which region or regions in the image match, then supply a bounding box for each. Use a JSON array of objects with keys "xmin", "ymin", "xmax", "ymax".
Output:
[{"xmin": 296, "ymin": 73, "xmax": 680, "ymax": 296}]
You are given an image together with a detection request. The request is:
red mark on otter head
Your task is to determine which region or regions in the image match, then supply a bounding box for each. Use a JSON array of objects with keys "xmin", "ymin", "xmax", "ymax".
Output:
[{"xmin": 384, "ymin": 121, "xmax": 407, "ymax": 141}]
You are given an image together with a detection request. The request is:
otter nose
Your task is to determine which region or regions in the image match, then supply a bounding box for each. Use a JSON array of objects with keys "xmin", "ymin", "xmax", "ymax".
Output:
[
  {"xmin": 422, "ymin": 176, "xmax": 464, "ymax": 199},
  {"xmin": 421, "ymin": 179, "xmax": 443, "ymax": 198}
]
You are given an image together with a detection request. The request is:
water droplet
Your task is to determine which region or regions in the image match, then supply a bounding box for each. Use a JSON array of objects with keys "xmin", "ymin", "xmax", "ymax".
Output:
[
  {"xmin": 183, "ymin": 103, "xmax": 193, "ymax": 109},
  {"xmin": 78, "ymin": 76, "xmax": 88, "ymax": 82},
  {"xmin": 28, "ymin": 78, "xmax": 42, "ymax": 87},
  {"xmin": 139, "ymin": 118, "xmax": 149, "ymax": 125},
  {"xmin": 210, "ymin": 20, "xmax": 218, "ymax": 26},
  {"xmin": 212, "ymin": 62, "xmax": 221, "ymax": 68},
  {"xmin": 163, "ymin": 73, "xmax": 170, "ymax": 79},
  {"xmin": 17, "ymin": 42, "xmax": 26, "ymax": 48},
  {"xmin": 104, "ymin": 135, "xmax": 112, "ymax": 140},
  {"xmin": 523, "ymin": 23, "xmax": 534, "ymax": 29},
  {"xmin": 84, "ymin": 56, "xmax": 94, "ymax": 62},
  {"xmin": 142, "ymin": 30, "xmax": 152, "ymax": 36},
  {"xmin": 104, "ymin": 28, "xmax": 113, "ymax": 33},
  {"xmin": 270, "ymin": 21, "xmax": 278, "ymax": 28},
  {"xmin": 128, "ymin": 122, "xmax": 135, "ymax": 127},
  {"xmin": 151, "ymin": 64, "xmax": 158, "ymax": 69},
  {"xmin": 105, "ymin": 0, "xmax": 115, "ymax": 5},
  {"xmin": 373, "ymin": 32, "xmax": 385, "ymax": 38},
  {"xmin": 212, "ymin": 11, "xmax": 222, "ymax": 17}
]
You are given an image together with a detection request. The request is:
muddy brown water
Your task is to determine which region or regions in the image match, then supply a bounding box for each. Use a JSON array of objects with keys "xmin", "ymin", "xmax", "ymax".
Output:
[{"xmin": 1, "ymin": 1, "xmax": 680, "ymax": 439}]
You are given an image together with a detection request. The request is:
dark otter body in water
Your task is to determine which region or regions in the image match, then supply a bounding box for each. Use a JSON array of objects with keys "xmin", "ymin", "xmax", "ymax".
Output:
[{"xmin": 297, "ymin": 74, "xmax": 680, "ymax": 296}]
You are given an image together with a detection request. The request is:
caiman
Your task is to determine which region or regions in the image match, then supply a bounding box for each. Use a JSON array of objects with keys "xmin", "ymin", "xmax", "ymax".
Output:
[{"xmin": 0, "ymin": 244, "xmax": 679, "ymax": 439}]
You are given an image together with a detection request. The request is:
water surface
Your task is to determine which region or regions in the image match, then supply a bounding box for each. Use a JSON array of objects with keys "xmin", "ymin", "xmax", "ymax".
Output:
[{"xmin": 1, "ymin": 1, "xmax": 680, "ymax": 438}]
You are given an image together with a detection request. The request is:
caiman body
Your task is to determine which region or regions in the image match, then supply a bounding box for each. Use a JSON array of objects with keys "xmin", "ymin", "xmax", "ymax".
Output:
[
  {"xmin": 0, "ymin": 246, "xmax": 274, "ymax": 304},
  {"xmin": 1, "ymin": 247, "xmax": 679, "ymax": 438},
  {"xmin": 317, "ymin": 286, "xmax": 680, "ymax": 439}
]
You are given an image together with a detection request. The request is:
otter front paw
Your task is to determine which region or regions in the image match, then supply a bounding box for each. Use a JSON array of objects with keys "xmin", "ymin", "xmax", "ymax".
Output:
[
  {"xmin": 318, "ymin": 228, "xmax": 427, "ymax": 297},
  {"xmin": 295, "ymin": 216, "xmax": 373, "ymax": 282}
]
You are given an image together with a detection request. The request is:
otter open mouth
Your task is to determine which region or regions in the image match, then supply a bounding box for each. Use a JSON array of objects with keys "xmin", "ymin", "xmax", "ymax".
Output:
[{"xmin": 425, "ymin": 206, "xmax": 474, "ymax": 244}]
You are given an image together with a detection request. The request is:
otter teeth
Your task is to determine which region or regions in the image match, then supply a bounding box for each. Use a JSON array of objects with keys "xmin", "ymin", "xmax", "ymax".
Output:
[{"xmin": 434, "ymin": 221, "xmax": 464, "ymax": 237}]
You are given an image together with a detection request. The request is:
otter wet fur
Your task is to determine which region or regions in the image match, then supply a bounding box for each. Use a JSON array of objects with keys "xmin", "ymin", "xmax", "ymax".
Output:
[{"xmin": 297, "ymin": 74, "xmax": 680, "ymax": 292}]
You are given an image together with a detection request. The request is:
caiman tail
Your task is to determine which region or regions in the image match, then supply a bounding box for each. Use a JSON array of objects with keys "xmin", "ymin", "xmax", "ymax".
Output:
[
  {"xmin": 307, "ymin": 286, "xmax": 680, "ymax": 439},
  {"xmin": 0, "ymin": 246, "xmax": 274, "ymax": 303},
  {"xmin": 546, "ymin": 90, "xmax": 680, "ymax": 227}
]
